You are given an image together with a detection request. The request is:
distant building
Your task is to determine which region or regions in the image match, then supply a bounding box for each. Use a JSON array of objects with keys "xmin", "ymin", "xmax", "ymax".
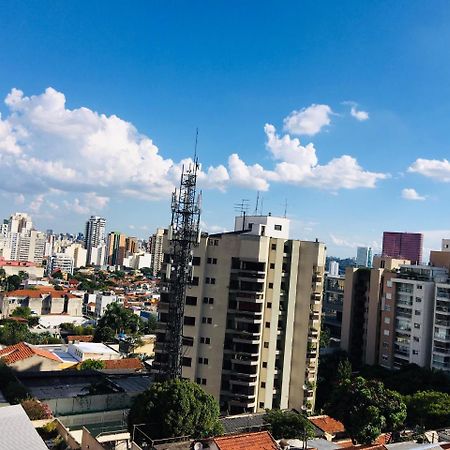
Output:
[
  {"xmin": 149, "ymin": 228, "xmax": 166, "ymax": 277},
  {"xmin": 322, "ymin": 274, "xmax": 345, "ymax": 342},
  {"xmin": 328, "ymin": 260, "xmax": 339, "ymax": 277},
  {"xmin": 382, "ymin": 231, "xmax": 423, "ymax": 264},
  {"xmin": 106, "ymin": 231, "xmax": 126, "ymax": 266},
  {"xmin": 356, "ymin": 246, "xmax": 373, "ymax": 268},
  {"xmin": 84, "ymin": 216, "xmax": 106, "ymax": 264},
  {"xmin": 48, "ymin": 253, "xmax": 74, "ymax": 276}
]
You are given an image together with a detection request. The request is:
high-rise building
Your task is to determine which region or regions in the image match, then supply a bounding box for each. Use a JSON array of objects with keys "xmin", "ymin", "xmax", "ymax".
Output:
[
  {"xmin": 48, "ymin": 253, "xmax": 74, "ymax": 276},
  {"xmin": 8, "ymin": 213, "xmax": 33, "ymax": 234},
  {"xmin": 356, "ymin": 246, "xmax": 373, "ymax": 268},
  {"xmin": 84, "ymin": 216, "xmax": 106, "ymax": 264},
  {"xmin": 154, "ymin": 215, "xmax": 326, "ymax": 414},
  {"xmin": 125, "ymin": 236, "xmax": 137, "ymax": 256},
  {"xmin": 341, "ymin": 256, "xmax": 409, "ymax": 367},
  {"xmin": 322, "ymin": 273, "xmax": 345, "ymax": 342},
  {"xmin": 328, "ymin": 260, "xmax": 340, "ymax": 277},
  {"xmin": 382, "ymin": 232, "xmax": 423, "ymax": 265},
  {"xmin": 150, "ymin": 228, "xmax": 166, "ymax": 277},
  {"xmin": 106, "ymin": 232, "xmax": 127, "ymax": 266}
]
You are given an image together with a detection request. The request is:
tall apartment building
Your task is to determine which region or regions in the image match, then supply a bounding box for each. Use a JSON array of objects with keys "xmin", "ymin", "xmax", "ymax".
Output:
[
  {"xmin": 341, "ymin": 256, "xmax": 409, "ymax": 367},
  {"xmin": 322, "ymin": 274, "xmax": 345, "ymax": 342},
  {"xmin": 382, "ymin": 231, "xmax": 423, "ymax": 265},
  {"xmin": 150, "ymin": 228, "xmax": 166, "ymax": 277},
  {"xmin": 84, "ymin": 216, "xmax": 106, "ymax": 264},
  {"xmin": 106, "ymin": 232, "xmax": 126, "ymax": 266},
  {"xmin": 378, "ymin": 265, "xmax": 448, "ymax": 369},
  {"xmin": 48, "ymin": 253, "xmax": 74, "ymax": 276},
  {"xmin": 154, "ymin": 215, "xmax": 326, "ymax": 414},
  {"xmin": 356, "ymin": 246, "xmax": 373, "ymax": 268},
  {"xmin": 328, "ymin": 260, "xmax": 340, "ymax": 277}
]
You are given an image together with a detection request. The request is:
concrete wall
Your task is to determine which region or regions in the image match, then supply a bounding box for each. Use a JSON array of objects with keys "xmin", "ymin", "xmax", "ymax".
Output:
[{"xmin": 10, "ymin": 355, "xmax": 61, "ymax": 372}]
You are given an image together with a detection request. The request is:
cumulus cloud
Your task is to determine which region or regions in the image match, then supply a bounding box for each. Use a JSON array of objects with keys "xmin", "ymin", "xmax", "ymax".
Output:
[
  {"xmin": 0, "ymin": 87, "xmax": 388, "ymax": 212},
  {"xmin": 283, "ymin": 104, "xmax": 332, "ymax": 136},
  {"xmin": 401, "ymin": 188, "xmax": 426, "ymax": 201},
  {"xmin": 408, "ymin": 158, "xmax": 450, "ymax": 182},
  {"xmin": 350, "ymin": 106, "xmax": 369, "ymax": 121},
  {"xmin": 264, "ymin": 124, "xmax": 387, "ymax": 189}
]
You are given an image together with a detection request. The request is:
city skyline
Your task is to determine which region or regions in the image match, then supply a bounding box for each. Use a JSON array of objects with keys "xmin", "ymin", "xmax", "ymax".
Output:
[{"xmin": 1, "ymin": 2, "xmax": 450, "ymax": 257}]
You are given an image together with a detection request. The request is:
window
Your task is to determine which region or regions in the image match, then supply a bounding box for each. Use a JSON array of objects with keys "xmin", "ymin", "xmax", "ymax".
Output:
[
  {"xmin": 261, "ymin": 382, "xmax": 266, "ymax": 388},
  {"xmin": 413, "ymin": 336, "xmax": 420, "ymax": 342},
  {"xmin": 382, "ymin": 342, "xmax": 389, "ymax": 348},
  {"xmin": 267, "ymin": 302, "xmax": 272, "ymax": 309},
  {"xmin": 415, "ymin": 297, "xmax": 422, "ymax": 303},
  {"xmin": 274, "ymin": 224, "xmax": 282, "ymax": 231},
  {"xmin": 186, "ymin": 296, "xmax": 197, "ymax": 306},
  {"xmin": 268, "ymin": 283, "xmax": 274, "ymax": 289},
  {"xmin": 387, "ymin": 280, "xmax": 392, "ymax": 287},
  {"xmin": 265, "ymin": 322, "xmax": 270, "ymax": 328},
  {"xmin": 205, "ymin": 337, "xmax": 211, "ymax": 344},
  {"xmin": 414, "ymin": 323, "xmax": 421, "ymax": 329},
  {"xmin": 384, "ymin": 330, "xmax": 390, "ymax": 336},
  {"xmin": 206, "ymin": 277, "xmax": 216, "ymax": 285},
  {"xmin": 198, "ymin": 357, "xmax": 209, "ymax": 365},
  {"xmin": 414, "ymin": 310, "xmax": 421, "ymax": 316},
  {"xmin": 184, "ymin": 316, "xmax": 196, "ymax": 326},
  {"xmin": 271, "ymin": 244, "xmax": 277, "ymax": 250},
  {"xmin": 203, "ymin": 297, "xmax": 214, "ymax": 304},
  {"xmin": 259, "ymin": 402, "xmax": 265, "ymax": 409},
  {"xmin": 412, "ymin": 350, "xmax": 419, "ymax": 355},
  {"xmin": 262, "ymin": 362, "xmax": 267, "ymax": 368},
  {"xmin": 183, "ymin": 336, "xmax": 194, "ymax": 346},
  {"xmin": 270, "ymin": 263, "xmax": 275, "ymax": 269},
  {"xmin": 386, "ymin": 293, "xmax": 392, "ymax": 300},
  {"xmin": 200, "ymin": 337, "xmax": 204, "ymax": 343},
  {"xmin": 201, "ymin": 378, "xmax": 207, "ymax": 385},
  {"xmin": 202, "ymin": 317, "xmax": 212, "ymax": 324},
  {"xmin": 182, "ymin": 357, "xmax": 192, "ymax": 367},
  {"xmin": 264, "ymin": 342, "xmax": 269, "ymax": 348},
  {"xmin": 417, "ymin": 285, "xmax": 423, "ymax": 290},
  {"xmin": 384, "ymin": 317, "xmax": 391, "ymax": 324},
  {"xmin": 192, "ymin": 256, "xmax": 201, "ymax": 266},
  {"xmin": 207, "ymin": 258, "xmax": 217, "ymax": 264},
  {"xmin": 191, "ymin": 276, "xmax": 199, "ymax": 286}
]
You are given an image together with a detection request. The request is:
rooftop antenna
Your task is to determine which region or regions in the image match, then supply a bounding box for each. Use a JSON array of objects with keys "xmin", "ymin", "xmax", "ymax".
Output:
[
  {"xmin": 283, "ymin": 198, "xmax": 288, "ymax": 218},
  {"xmin": 234, "ymin": 199, "xmax": 250, "ymax": 231},
  {"xmin": 259, "ymin": 197, "xmax": 264, "ymax": 216},
  {"xmin": 254, "ymin": 191, "xmax": 260, "ymax": 215},
  {"xmin": 193, "ymin": 127, "xmax": 199, "ymax": 161}
]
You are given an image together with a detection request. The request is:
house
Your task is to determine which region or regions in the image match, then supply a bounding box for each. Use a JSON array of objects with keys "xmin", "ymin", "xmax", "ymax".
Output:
[
  {"xmin": 210, "ymin": 431, "xmax": 280, "ymax": 450},
  {"xmin": 67, "ymin": 342, "xmax": 121, "ymax": 362},
  {"xmin": 0, "ymin": 342, "xmax": 63, "ymax": 371},
  {"xmin": 309, "ymin": 415, "xmax": 346, "ymax": 441}
]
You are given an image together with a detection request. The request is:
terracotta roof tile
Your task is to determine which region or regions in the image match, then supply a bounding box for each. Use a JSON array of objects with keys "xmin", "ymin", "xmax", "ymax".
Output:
[
  {"xmin": 0, "ymin": 342, "xmax": 61, "ymax": 364},
  {"xmin": 103, "ymin": 358, "xmax": 143, "ymax": 370},
  {"xmin": 67, "ymin": 335, "xmax": 94, "ymax": 343},
  {"xmin": 309, "ymin": 415, "xmax": 345, "ymax": 434},
  {"xmin": 213, "ymin": 431, "xmax": 279, "ymax": 450}
]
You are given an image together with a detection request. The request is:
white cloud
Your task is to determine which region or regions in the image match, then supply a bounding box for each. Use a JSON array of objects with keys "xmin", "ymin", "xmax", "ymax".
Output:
[
  {"xmin": 401, "ymin": 188, "xmax": 426, "ymax": 201},
  {"xmin": 350, "ymin": 106, "xmax": 369, "ymax": 121},
  {"xmin": 0, "ymin": 87, "xmax": 388, "ymax": 210},
  {"xmin": 265, "ymin": 124, "xmax": 387, "ymax": 189},
  {"xmin": 283, "ymin": 104, "xmax": 332, "ymax": 136},
  {"xmin": 408, "ymin": 158, "xmax": 450, "ymax": 182}
]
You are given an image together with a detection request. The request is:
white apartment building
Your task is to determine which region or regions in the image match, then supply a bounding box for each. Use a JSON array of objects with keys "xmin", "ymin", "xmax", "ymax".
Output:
[
  {"xmin": 84, "ymin": 216, "xmax": 106, "ymax": 264},
  {"xmin": 123, "ymin": 252, "xmax": 152, "ymax": 270},
  {"xmin": 48, "ymin": 253, "xmax": 74, "ymax": 276},
  {"xmin": 431, "ymin": 282, "xmax": 450, "ymax": 372},
  {"xmin": 150, "ymin": 228, "xmax": 166, "ymax": 276},
  {"xmin": 95, "ymin": 293, "xmax": 119, "ymax": 317},
  {"xmin": 154, "ymin": 215, "xmax": 325, "ymax": 414},
  {"xmin": 63, "ymin": 243, "xmax": 87, "ymax": 268}
]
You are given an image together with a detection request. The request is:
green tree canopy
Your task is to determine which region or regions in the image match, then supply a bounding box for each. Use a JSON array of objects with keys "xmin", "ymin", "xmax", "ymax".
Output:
[
  {"xmin": 94, "ymin": 303, "xmax": 144, "ymax": 342},
  {"xmin": 327, "ymin": 376, "xmax": 406, "ymax": 444},
  {"xmin": 6, "ymin": 275, "xmax": 21, "ymax": 291},
  {"xmin": 78, "ymin": 359, "xmax": 106, "ymax": 371},
  {"xmin": 128, "ymin": 379, "xmax": 223, "ymax": 441},
  {"xmin": 264, "ymin": 409, "xmax": 315, "ymax": 444},
  {"xmin": 404, "ymin": 391, "xmax": 450, "ymax": 429},
  {"xmin": 11, "ymin": 306, "xmax": 33, "ymax": 318}
]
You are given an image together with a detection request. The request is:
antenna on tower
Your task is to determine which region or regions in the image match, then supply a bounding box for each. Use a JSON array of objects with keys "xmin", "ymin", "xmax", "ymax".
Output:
[
  {"xmin": 254, "ymin": 191, "xmax": 260, "ymax": 215},
  {"xmin": 283, "ymin": 198, "xmax": 288, "ymax": 218},
  {"xmin": 193, "ymin": 128, "xmax": 199, "ymax": 161}
]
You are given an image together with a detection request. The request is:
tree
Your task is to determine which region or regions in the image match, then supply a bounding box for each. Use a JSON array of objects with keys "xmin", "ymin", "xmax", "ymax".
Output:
[
  {"xmin": 404, "ymin": 391, "xmax": 450, "ymax": 429},
  {"xmin": 327, "ymin": 376, "xmax": 406, "ymax": 444},
  {"xmin": 51, "ymin": 270, "xmax": 63, "ymax": 280},
  {"xmin": 141, "ymin": 313, "xmax": 157, "ymax": 333},
  {"xmin": 6, "ymin": 275, "xmax": 21, "ymax": 291},
  {"xmin": 94, "ymin": 303, "xmax": 143, "ymax": 341},
  {"xmin": 0, "ymin": 321, "xmax": 30, "ymax": 345},
  {"xmin": 11, "ymin": 306, "xmax": 33, "ymax": 318},
  {"xmin": 128, "ymin": 379, "xmax": 223, "ymax": 441},
  {"xmin": 265, "ymin": 409, "xmax": 315, "ymax": 447},
  {"xmin": 78, "ymin": 359, "xmax": 106, "ymax": 371}
]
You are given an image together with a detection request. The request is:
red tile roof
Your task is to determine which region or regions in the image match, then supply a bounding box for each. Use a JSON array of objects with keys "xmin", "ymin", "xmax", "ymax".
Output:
[
  {"xmin": 213, "ymin": 431, "xmax": 279, "ymax": 450},
  {"xmin": 5, "ymin": 288, "xmax": 79, "ymax": 299},
  {"xmin": 103, "ymin": 358, "xmax": 143, "ymax": 370},
  {"xmin": 67, "ymin": 335, "xmax": 94, "ymax": 343},
  {"xmin": 0, "ymin": 342, "xmax": 61, "ymax": 364},
  {"xmin": 309, "ymin": 415, "xmax": 345, "ymax": 434}
]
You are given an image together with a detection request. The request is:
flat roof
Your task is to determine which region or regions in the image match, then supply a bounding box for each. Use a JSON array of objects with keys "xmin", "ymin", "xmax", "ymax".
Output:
[
  {"xmin": 0, "ymin": 404, "xmax": 48, "ymax": 450},
  {"xmin": 72, "ymin": 342, "xmax": 119, "ymax": 355}
]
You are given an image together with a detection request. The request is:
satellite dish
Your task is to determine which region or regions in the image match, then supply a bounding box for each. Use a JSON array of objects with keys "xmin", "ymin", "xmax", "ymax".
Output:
[{"xmin": 194, "ymin": 442, "xmax": 203, "ymax": 450}]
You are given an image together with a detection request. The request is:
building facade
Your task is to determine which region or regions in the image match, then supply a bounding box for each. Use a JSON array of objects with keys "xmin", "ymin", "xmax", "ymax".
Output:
[
  {"xmin": 154, "ymin": 216, "xmax": 325, "ymax": 414},
  {"xmin": 84, "ymin": 216, "xmax": 106, "ymax": 265},
  {"xmin": 382, "ymin": 231, "xmax": 423, "ymax": 265}
]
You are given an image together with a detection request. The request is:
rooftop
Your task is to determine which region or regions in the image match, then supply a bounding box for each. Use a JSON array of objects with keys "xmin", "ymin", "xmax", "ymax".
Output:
[
  {"xmin": 213, "ymin": 431, "xmax": 279, "ymax": 450},
  {"xmin": 0, "ymin": 342, "xmax": 62, "ymax": 364},
  {"xmin": 309, "ymin": 415, "xmax": 345, "ymax": 435}
]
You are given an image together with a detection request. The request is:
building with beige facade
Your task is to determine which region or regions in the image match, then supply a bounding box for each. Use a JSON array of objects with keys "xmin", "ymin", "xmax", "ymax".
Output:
[{"xmin": 154, "ymin": 215, "xmax": 325, "ymax": 414}]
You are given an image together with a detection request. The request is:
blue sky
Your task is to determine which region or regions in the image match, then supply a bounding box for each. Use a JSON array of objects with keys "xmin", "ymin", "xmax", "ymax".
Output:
[{"xmin": 1, "ymin": 1, "xmax": 450, "ymax": 257}]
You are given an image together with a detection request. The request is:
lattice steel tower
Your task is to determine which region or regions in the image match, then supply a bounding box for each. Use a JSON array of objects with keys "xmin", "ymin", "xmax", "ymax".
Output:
[{"xmin": 163, "ymin": 160, "xmax": 201, "ymax": 379}]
